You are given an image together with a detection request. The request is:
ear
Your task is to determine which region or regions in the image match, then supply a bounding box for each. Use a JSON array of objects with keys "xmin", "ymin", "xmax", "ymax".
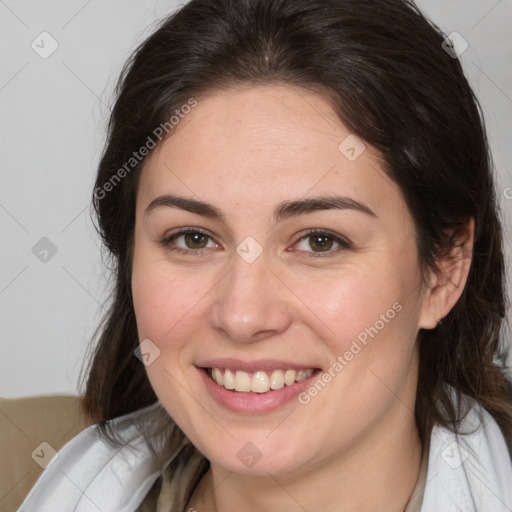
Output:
[{"xmin": 418, "ymin": 218, "xmax": 475, "ymax": 330}]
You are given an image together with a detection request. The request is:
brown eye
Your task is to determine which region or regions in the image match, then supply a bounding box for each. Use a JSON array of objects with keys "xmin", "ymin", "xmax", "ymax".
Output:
[
  {"xmin": 294, "ymin": 230, "xmax": 351, "ymax": 257},
  {"xmin": 183, "ymin": 232, "xmax": 209, "ymax": 249},
  {"xmin": 308, "ymin": 234, "xmax": 334, "ymax": 252},
  {"xmin": 161, "ymin": 229, "xmax": 220, "ymax": 254}
]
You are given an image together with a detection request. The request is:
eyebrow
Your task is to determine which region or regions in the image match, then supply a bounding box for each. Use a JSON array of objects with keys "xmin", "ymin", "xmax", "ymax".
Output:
[{"xmin": 144, "ymin": 194, "xmax": 376, "ymax": 222}]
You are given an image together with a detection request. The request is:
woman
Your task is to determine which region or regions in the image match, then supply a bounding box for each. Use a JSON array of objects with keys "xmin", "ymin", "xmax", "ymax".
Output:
[{"xmin": 19, "ymin": 0, "xmax": 512, "ymax": 510}]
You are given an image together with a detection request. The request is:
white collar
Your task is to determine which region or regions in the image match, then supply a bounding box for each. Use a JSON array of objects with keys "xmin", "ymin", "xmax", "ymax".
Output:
[
  {"xmin": 421, "ymin": 404, "xmax": 512, "ymax": 511},
  {"xmin": 19, "ymin": 401, "xmax": 512, "ymax": 511}
]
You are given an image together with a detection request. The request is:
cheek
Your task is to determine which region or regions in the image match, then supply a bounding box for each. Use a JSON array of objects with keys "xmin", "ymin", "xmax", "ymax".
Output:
[
  {"xmin": 131, "ymin": 249, "xmax": 212, "ymax": 343},
  {"xmin": 130, "ymin": 251, "xmax": 210, "ymax": 422},
  {"xmin": 289, "ymin": 254, "xmax": 423, "ymax": 404},
  {"xmin": 293, "ymin": 262, "xmax": 414, "ymax": 345},
  {"xmin": 291, "ymin": 265, "xmax": 421, "ymax": 433}
]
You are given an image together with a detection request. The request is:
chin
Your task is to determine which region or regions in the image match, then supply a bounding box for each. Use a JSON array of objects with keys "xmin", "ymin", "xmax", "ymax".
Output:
[{"xmin": 199, "ymin": 430, "xmax": 318, "ymax": 479}]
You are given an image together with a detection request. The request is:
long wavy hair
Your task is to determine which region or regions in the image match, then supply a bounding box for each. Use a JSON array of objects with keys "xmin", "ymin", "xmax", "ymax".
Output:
[{"xmin": 81, "ymin": 0, "xmax": 512, "ymax": 507}]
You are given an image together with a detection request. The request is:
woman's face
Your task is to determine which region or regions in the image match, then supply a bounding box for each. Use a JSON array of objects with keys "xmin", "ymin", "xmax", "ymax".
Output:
[{"xmin": 132, "ymin": 85, "xmax": 433, "ymax": 477}]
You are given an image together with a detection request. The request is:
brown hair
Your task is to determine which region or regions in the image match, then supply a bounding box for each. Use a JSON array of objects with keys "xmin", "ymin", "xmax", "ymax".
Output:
[{"xmin": 82, "ymin": 0, "xmax": 512, "ymax": 474}]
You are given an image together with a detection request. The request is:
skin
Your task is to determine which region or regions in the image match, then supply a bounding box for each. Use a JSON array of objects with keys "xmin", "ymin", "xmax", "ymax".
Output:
[{"xmin": 131, "ymin": 84, "xmax": 473, "ymax": 512}]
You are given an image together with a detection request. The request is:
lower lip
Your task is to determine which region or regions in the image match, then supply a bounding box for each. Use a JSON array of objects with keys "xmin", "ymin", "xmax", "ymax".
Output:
[{"xmin": 197, "ymin": 367, "xmax": 320, "ymax": 414}]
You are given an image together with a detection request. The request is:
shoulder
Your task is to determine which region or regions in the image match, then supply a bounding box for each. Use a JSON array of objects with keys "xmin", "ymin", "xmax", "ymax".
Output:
[
  {"xmin": 17, "ymin": 403, "xmax": 167, "ymax": 512},
  {"xmin": 422, "ymin": 400, "xmax": 512, "ymax": 511}
]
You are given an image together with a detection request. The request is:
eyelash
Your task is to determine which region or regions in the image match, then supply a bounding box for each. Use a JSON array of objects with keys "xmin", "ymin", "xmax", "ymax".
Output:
[{"xmin": 159, "ymin": 228, "xmax": 351, "ymax": 258}]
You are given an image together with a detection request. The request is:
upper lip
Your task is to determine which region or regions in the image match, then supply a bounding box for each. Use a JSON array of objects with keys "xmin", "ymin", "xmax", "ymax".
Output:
[{"xmin": 196, "ymin": 358, "xmax": 319, "ymax": 373}]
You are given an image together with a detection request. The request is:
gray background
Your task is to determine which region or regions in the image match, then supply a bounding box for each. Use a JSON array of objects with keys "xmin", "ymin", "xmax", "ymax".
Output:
[{"xmin": 1, "ymin": 0, "xmax": 511, "ymax": 398}]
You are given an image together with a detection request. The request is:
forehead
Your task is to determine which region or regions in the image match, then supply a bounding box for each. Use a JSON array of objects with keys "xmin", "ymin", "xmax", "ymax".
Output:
[{"xmin": 137, "ymin": 84, "xmax": 404, "ymax": 220}]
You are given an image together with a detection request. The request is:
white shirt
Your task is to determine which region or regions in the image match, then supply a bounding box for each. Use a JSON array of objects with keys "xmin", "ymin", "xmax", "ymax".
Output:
[{"xmin": 18, "ymin": 401, "xmax": 512, "ymax": 511}]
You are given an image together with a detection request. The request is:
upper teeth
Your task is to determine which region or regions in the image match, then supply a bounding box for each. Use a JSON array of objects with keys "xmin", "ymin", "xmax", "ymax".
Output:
[{"xmin": 210, "ymin": 368, "xmax": 314, "ymax": 393}]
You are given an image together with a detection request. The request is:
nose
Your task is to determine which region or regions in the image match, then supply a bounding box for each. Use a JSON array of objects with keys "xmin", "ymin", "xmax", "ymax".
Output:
[{"xmin": 209, "ymin": 253, "xmax": 293, "ymax": 343}]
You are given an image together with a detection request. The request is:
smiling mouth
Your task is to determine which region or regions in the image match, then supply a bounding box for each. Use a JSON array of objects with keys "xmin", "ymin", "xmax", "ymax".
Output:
[{"xmin": 205, "ymin": 367, "xmax": 319, "ymax": 394}]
